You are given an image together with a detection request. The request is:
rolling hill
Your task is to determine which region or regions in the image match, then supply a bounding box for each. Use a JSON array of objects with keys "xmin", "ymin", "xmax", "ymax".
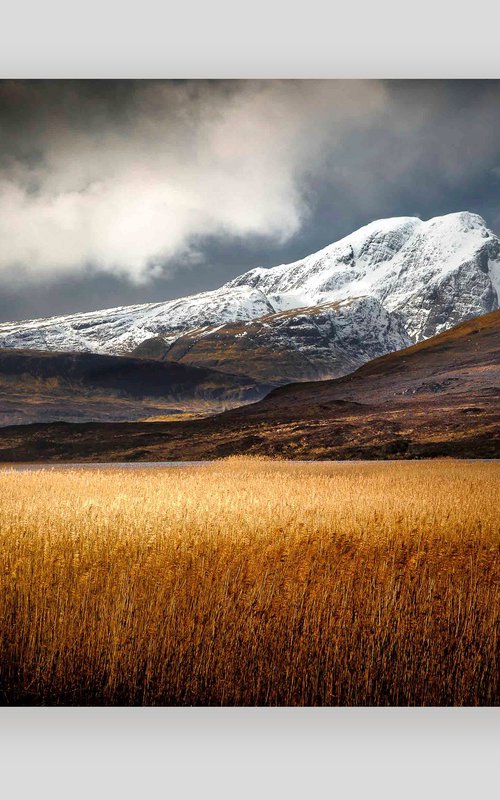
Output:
[
  {"xmin": 0, "ymin": 348, "xmax": 269, "ymax": 426},
  {"xmin": 0, "ymin": 309, "xmax": 498, "ymax": 461}
]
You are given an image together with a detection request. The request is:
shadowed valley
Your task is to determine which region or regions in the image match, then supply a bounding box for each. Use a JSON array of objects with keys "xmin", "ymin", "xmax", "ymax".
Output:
[{"xmin": 0, "ymin": 348, "xmax": 269, "ymax": 426}]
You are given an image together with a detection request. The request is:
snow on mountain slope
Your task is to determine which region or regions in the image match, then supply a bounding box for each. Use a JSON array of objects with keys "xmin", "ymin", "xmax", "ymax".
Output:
[
  {"xmin": 0, "ymin": 286, "xmax": 275, "ymax": 355},
  {"xmin": 162, "ymin": 296, "xmax": 412, "ymax": 384},
  {"xmin": 226, "ymin": 212, "xmax": 500, "ymax": 340},
  {"xmin": 0, "ymin": 212, "xmax": 498, "ymax": 360}
]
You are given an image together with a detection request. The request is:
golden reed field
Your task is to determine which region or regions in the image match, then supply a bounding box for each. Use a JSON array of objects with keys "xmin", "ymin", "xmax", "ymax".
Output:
[{"xmin": 0, "ymin": 458, "xmax": 498, "ymax": 706}]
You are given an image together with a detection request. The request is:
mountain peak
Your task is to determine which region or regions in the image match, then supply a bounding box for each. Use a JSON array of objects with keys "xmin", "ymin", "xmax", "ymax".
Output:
[
  {"xmin": 430, "ymin": 210, "xmax": 488, "ymax": 228},
  {"xmin": 0, "ymin": 211, "xmax": 498, "ymax": 365}
]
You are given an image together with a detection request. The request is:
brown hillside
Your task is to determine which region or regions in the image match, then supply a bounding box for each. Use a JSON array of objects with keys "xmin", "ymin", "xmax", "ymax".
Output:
[{"xmin": 0, "ymin": 310, "xmax": 498, "ymax": 461}]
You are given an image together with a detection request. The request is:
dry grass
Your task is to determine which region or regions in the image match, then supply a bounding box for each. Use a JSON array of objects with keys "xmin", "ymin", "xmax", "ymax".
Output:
[{"xmin": 0, "ymin": 457, "xmax": 498, "ymax": 706}]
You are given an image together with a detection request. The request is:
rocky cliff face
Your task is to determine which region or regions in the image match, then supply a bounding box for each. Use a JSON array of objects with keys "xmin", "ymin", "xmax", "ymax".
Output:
[{"xmin": 161, "ymin": 297, "xmax": 411, "ymax": 384}]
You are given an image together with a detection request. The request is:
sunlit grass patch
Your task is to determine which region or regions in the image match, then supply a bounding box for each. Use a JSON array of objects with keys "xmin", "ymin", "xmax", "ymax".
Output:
[{"xmin": 0, "ymin": 458, "xmax": 498, "ymax": 705}]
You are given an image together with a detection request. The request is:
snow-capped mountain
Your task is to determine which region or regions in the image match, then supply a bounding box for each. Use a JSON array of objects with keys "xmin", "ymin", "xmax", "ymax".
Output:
[{"xmin": 0, "ymin": 212, "xmax": 498, "ymax": 379}]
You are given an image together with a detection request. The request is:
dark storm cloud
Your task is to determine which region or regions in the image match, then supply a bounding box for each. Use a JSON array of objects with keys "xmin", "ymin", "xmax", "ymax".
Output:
[{"xmin": 1, "ymin": 79, "xmax": 500, "ymax": 322}]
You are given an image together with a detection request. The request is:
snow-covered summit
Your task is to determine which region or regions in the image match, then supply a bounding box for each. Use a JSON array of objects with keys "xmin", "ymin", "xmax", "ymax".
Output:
[
  {"xmin": 226, "ymin": 212, "xmax": 500, "ymax": 339},
  {"xmin": 0, "ymin": 211, "xmax": 498, "ymax": 357}
]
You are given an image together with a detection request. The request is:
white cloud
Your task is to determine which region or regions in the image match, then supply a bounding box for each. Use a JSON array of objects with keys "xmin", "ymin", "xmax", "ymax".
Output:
[{"xmin": 0, "ymin": 81, "xmax": 387, "ymax": 283}]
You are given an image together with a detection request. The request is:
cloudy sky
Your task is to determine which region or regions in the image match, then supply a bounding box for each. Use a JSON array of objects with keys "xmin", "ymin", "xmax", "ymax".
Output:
[{"xmin": 1, "ymin": 79, "xmax": 500, "ymax": 322}]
